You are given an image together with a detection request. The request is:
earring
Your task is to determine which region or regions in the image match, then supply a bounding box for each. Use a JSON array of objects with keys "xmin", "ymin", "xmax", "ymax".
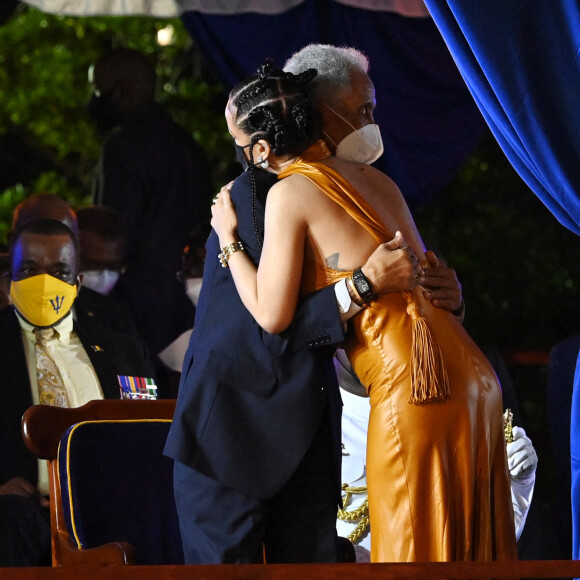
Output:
[{"xmin": 257, "ymin": 155, "xmax": 269, "ymax": 169}]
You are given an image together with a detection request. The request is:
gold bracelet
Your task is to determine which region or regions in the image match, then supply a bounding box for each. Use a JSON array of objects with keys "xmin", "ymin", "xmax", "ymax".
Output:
[
  {"xmin": 346, "ymin": 275, "xmax": 365, "ymax": 308},
  {"xmin": 218, "ymin": 241, "xmax": 245, "ymax": 268}
]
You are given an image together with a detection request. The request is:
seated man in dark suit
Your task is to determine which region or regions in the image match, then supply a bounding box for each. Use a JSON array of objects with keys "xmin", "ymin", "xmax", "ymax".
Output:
[
  {"xmin": 0, "ymin": 218, "xmax": 155, "ymax": 567},
  {"xmin": 10, "ymin": 193, "xmax": 139, "ymax": 341}
]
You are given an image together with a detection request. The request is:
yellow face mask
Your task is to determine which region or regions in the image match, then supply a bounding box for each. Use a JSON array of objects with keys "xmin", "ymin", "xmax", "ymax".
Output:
[{"xmin": 10, "ymin": 274, "xmax": 78, "ymax": 327}]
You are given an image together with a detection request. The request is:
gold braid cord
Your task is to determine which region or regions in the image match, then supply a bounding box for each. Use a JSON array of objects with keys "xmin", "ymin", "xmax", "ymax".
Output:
[
  {"xmin": 503, "ymin": 408, "xmax": 514, "ymax": 444},
  {"xmin": 337, "ymin": 484, "xmax": 370, "ymax": 544}
]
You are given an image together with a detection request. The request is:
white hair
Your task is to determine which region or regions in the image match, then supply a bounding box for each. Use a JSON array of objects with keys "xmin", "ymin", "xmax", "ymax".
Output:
[{"xmin": 283, "ymin": 44, "xmax": 369, "ymax": 105}]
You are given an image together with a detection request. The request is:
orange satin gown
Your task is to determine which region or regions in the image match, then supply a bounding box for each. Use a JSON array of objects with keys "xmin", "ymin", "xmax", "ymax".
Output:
[{"xmin": 279, "ymin": 142, "xmax": 517, "ymax": 563}]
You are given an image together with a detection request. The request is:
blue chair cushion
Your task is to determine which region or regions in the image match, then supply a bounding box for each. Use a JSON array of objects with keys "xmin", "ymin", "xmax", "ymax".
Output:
[{"xmin": 58, "ymin": 419, "xmax": 183, "ymax": 565}]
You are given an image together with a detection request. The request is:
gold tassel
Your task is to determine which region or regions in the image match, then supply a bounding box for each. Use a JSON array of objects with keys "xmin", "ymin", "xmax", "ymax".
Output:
[{"xmin": 405, "ymin": 293, "xmax": 450, "ymax": 405}]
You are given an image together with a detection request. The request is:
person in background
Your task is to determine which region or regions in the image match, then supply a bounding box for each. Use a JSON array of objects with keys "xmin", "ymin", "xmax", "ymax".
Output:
[
  {"xmin": 76, "ymin": 206, "xmax": 125, "ymax": 296},
  {"xmin": 158, "ymin": 225, "xmax": 210, "ymax": 395},
  {"xmin": 0, "ymin": 219, "xmax": 154, "ymax": 567},
  {"xmin": 178, "ymin": 225, "xmax": 210, "ymax": 309},
  {"xmin": 10, "ymin": 193, "xmax": 79, "ymax": 239},
  {"xmin": 87, "ymin": 47, "xmax": 214, "ymax": 378}
]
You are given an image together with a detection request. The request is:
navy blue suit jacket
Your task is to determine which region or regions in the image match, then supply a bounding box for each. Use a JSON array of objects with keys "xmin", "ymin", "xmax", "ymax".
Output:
[
  {"xmin": 165, "ymin": 169, "xmax": 345, "ymax": 499},
  {"xmin": 0, "ymin": 306, "xmax": 154, "ymax": 487}
]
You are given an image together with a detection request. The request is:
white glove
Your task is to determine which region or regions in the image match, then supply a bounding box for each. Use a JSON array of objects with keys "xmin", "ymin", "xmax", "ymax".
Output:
[{"xmin": 507, "ymin": 426, "xmax": 538, "ymax": 482}]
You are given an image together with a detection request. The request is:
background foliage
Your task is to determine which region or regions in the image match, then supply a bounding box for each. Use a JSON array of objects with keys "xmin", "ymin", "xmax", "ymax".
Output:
[
  {"xmin": 0, "ymin": 6, "xmax": 232, "ymax": 245},
  {"xmin": 414, "ymin": 132, "xmax": 580, "ymax": 352}
]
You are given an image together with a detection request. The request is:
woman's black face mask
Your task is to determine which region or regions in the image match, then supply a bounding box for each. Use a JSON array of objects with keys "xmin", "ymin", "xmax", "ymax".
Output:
[{"xmin": 234, "ymin": 142, "xmax": 251, "ymax": 171}]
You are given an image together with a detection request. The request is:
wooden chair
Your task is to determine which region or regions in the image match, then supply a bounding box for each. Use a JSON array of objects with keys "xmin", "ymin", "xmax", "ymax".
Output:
[{"xmin": 21, "ymin": 399, "xmax": 181, "ymax": 567}]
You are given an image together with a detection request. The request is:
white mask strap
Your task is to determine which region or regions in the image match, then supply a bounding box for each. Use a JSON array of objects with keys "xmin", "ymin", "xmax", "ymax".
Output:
[
  {"xmin": 322, "ymin": 130, "xmax": 338, "ymax": 149},
  {"xmin": 323, "ymin": 103, "xmax": 358, "ymax": 133}
]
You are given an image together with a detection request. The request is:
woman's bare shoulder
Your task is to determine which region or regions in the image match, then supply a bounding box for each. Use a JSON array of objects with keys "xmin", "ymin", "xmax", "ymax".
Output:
[
  {"xmin": 328, "ymin": 157, "xmax": 399, "ymax": 187},
  {"xmin": 268, "ymin": 172, "xmax": 320, "ymax": 202}
]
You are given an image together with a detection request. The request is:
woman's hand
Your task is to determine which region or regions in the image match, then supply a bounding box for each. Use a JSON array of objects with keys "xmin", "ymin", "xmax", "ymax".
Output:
[{"xmin": 211, "ymin": 189, "xmax": 239, "ymax": 246}]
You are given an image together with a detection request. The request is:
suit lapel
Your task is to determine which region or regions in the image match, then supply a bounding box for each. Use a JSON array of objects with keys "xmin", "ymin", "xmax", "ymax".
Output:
[
  {"xmin": 1, "ymin": 307, "xmax": 34, "ymax": 411},
  {"xmin": 73, "ymin": 322, "xmax": 120, "ymax": 400}
]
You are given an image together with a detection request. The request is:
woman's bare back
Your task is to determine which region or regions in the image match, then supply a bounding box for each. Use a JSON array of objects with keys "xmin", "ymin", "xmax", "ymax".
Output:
[{"xmin": 276, "ymin": 156, "xmax": 426, "ymax": 273}]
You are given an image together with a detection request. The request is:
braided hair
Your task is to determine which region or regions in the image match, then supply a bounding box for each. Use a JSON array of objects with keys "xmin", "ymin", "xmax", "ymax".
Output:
[{"xmin": 229, "ymin": 59, "xmax": 320, "ymax": 248}]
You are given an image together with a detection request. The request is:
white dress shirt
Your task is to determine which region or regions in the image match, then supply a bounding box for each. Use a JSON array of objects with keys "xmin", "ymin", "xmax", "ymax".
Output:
[{"xmin": 17, "ymin": 311, "xmax": 104, "ymax": 494}]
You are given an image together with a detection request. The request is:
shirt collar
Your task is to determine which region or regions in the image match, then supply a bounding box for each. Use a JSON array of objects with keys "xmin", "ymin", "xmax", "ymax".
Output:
[{"xmin": 15, "ymin": 308, "xmax": 74, "ymax": 345}]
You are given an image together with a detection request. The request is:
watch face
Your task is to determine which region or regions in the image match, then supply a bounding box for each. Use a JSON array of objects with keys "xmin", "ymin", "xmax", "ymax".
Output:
[{"xmin": 353, "ymin": 269, "xmax": 377, "ymax": 305}]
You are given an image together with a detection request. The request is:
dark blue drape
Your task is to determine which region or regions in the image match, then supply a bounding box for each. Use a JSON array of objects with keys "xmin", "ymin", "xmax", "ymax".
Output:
[
  {"xmin": 182, "ymin": 0, "xmax": 485, "ymax": 209},
  {"xmin": 572, "ymin": 352, "xmax": 580, "ymax": 559},
  {"xmin": 420, "ymin": 0, "xmax": 580, "ymax": 561},
  {"xmin": 423, "ymin": 0, "xmax": 580, "ymax": 236}
]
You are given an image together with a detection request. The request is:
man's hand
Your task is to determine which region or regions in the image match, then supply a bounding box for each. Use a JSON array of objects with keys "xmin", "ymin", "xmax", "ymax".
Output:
[
  {"xmin": 507, "ymin": 426, "xmax": 538, "ymax": 482},
  {"xmin": 0, "ymin": 477, "xmax": 49, "ymax": 507},
  {"xmin": 361, "ymin": 231, "xmax": 422, "ymax": 294},
  {"xmin": 421, "ymin": 250, "xmax": 463, "ymax": 314}
]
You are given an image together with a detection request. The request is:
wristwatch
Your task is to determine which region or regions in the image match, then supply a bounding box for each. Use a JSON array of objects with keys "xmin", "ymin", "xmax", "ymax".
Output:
[{"xmin": 351, "ymin": 268, "xmax": 377, "ymax": 305}]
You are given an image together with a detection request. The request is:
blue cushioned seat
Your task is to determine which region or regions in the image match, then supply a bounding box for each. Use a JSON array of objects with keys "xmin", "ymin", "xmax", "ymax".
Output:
[{"xmin": 58, "ymin": 419, "xmax": 183, "ymax": 565}]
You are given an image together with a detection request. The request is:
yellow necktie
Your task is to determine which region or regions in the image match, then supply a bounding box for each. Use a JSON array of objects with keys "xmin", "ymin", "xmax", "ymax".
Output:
[{"xmin": 34, "ymin": 327, "xmax": 69, "ymax": 407}]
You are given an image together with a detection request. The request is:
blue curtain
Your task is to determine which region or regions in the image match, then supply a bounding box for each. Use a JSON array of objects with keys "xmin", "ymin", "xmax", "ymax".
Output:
[
  {"xmin": 423, "ymin": 0, "xmax": 580, "ymax": 236},
  {"xmin": 572, "ymin": 352, "xmax": 580, "ymax": 560},
  {"xmin": 181, "ymin": 0, "xmax": 485, "ymax": 209},
  {"xmin": 420, "ymin": 0, "xmax": 580, "ymax": 561}
]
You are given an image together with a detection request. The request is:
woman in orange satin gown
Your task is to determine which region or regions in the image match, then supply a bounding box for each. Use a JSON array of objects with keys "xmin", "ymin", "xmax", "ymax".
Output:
[{"xmin": 212, "ymin": 61, "xmax": 517, "ymax": 563}]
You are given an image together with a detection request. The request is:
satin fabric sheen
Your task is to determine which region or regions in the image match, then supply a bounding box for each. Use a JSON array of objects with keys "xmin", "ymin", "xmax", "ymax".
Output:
[{"xmin": 279, "ymin": 142, "xmax": 517, "ymax": 562}]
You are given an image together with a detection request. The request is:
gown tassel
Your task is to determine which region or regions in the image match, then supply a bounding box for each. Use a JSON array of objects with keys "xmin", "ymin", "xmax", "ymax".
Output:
[{"xmin": 405, "ymin": 294, "xmax": 450, "ymax": 405}]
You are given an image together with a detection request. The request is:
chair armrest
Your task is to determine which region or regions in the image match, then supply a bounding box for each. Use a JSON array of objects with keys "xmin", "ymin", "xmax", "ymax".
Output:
[
  {"xmin": 22, "ymin": 400, "xmax": 177, "ymax": 459},
  {"xmin": 22, "ymin": 407, "xmax": 80, "ymax": 459},
  {"xmin": 55, "ymin": 530, "xmax": 136, "ymax": 567}
]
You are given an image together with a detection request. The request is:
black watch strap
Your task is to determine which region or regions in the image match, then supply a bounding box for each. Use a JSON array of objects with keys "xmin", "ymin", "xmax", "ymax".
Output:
[{"xmin": 352, "ymin": 268, "xmax": 377, "ymax": 305}]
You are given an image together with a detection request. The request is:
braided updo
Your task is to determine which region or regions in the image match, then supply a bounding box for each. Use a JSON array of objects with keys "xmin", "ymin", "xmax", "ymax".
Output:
[
  {"xmin": 229, "ymin": 59, "xmax": 320, "ymax": 159},
  {"xmin": 229, "ymin": 59, "xmax": 320, "ymax": 248}
]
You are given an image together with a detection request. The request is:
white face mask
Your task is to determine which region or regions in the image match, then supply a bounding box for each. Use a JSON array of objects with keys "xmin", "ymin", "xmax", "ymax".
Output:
[
  {"xmin": 323, "ymin": 105, "xmax": 384, "ymax": 164},
  {"xmin": 80, "ymin": 269, "xmax": 120, "ymax": 295},
  {"xmin": 185, "ymin": 277, "xmax": 203, "ymax": 307}
]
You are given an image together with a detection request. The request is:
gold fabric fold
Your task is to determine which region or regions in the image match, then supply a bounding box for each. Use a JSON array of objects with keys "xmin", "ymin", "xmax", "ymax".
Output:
[{"xmin": 279, "ymin": 141, "xmax": 450, "ymax": 405}]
